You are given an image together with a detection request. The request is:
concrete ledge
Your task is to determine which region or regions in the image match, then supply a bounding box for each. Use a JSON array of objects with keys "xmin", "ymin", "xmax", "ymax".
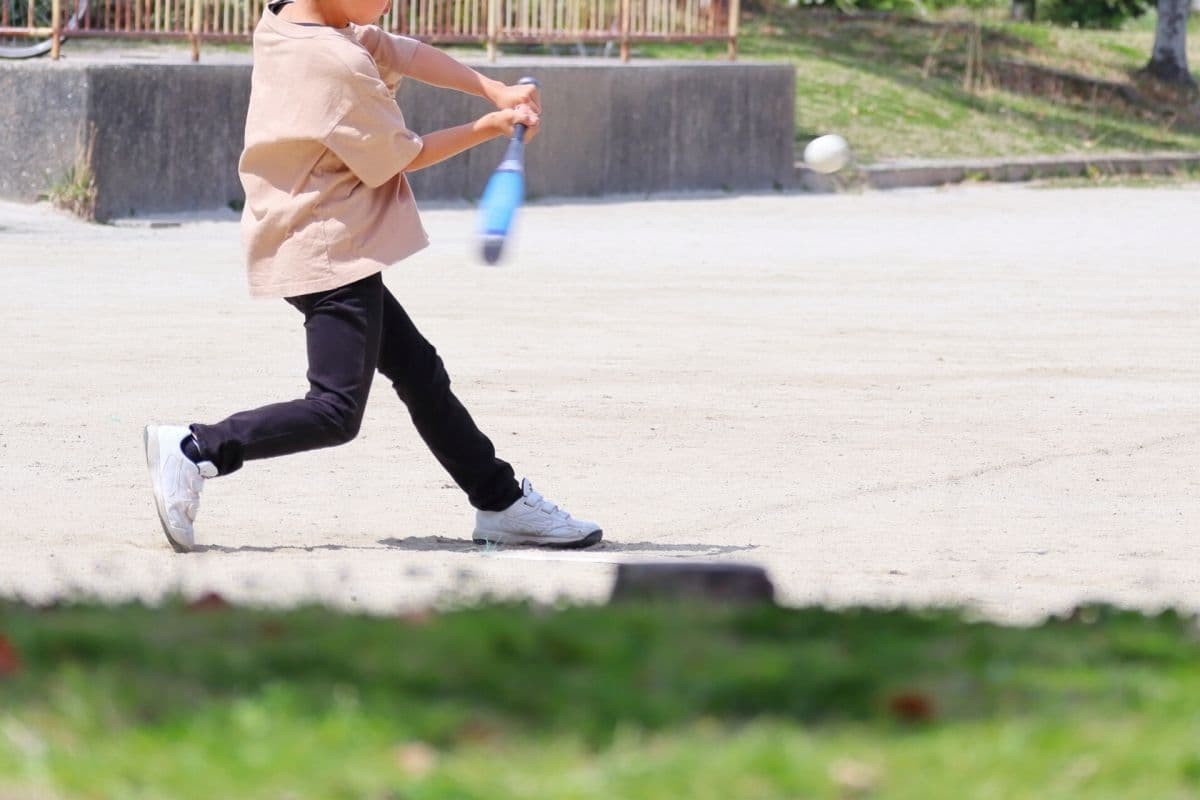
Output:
[
  {"xmin": 796, "ymin": 152, "xmax": 1200, "ymax": 192},
  {"xmin": 0, "ymin": 67, "xmax": 91, "ymax": 206},
  {"xmin": 404, "ymin": 64, "xmax": 795, "ymax": 202},
  {"xmin": 1, "ymin": 60, "xmax": 794, "ymax": 220}
]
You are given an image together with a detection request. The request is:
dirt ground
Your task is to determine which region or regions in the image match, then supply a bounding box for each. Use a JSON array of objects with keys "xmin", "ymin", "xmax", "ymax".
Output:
[{"xmin": 1, "ymin": 184, "xmax": 1197, "ymax": 621}]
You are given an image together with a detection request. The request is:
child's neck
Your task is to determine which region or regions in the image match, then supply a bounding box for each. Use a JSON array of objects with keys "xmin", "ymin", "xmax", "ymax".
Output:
[{"xmin": 277, "ymin": 0, "xmax": 348, "ymax": 27}]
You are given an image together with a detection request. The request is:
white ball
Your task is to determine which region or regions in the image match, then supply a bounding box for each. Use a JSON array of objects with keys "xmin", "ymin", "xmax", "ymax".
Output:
[{"xmin": 804, "ymin": 134, "xmax": 851, "ymax": 174}]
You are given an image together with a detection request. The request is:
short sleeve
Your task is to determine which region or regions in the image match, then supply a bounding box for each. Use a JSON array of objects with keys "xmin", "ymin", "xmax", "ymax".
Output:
[
  {"xmin": 352, "ymin": 26, "xmax": 420, "ymax": 89},
  {"xmin": 323, "ymin": 69, "xmax": 424, "ymax": 187}
]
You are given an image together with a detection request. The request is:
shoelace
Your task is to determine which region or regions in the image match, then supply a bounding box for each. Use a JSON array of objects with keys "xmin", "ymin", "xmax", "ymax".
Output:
[{"xmin": 523, "ymin": 485, "xmax": 570, "ymax": 519}]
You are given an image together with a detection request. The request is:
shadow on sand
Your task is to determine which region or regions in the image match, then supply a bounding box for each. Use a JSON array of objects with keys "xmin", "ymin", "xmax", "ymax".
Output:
[
  {"xmin": 192, "ymin": 538, "xmax": 759, "ymax": 557},
  {"xmin": 377, "ymin": 536, "xmax": 759, "ymax": 557}
]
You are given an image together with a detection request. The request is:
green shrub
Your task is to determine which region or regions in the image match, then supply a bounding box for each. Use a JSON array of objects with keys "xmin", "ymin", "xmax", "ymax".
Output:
[{"xmin": 1042, "ymin": 0, "xmax": 1152, "ymax": 29}]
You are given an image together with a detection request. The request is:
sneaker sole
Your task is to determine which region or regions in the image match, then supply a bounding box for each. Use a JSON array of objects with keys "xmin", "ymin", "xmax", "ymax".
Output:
[
  {"xmin": 143, "ymin": 425, "xmax": 192, "ymax": 554},
  {"xmin": 472, "ymin": 529, "xmax": 603, "ymax": 549}
]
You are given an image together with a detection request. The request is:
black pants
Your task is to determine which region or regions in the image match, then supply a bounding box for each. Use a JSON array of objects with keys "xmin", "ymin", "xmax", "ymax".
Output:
[{"xmin": 190, "ymin": 272, "xmax": 522, "ymax": 512}]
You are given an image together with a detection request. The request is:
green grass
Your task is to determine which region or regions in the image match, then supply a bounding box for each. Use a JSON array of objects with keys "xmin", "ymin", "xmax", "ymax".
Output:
[
  {"xmin": 642, "ymin": 9, "xmax": 1200, "ymax": 161},
  {"xmin": 3, "ymin": 601, "xmax": 1200, "ymax": 798}
]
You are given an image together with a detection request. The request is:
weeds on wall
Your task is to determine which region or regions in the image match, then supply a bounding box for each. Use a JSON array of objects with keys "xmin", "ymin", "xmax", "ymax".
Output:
[{"xmin": 44, "ymin": 127, "xmax": 97, "ymax": 221}]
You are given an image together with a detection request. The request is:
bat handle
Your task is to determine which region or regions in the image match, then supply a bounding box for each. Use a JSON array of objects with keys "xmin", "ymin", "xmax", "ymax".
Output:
[{"xmin": 512, "ymin": 76, "xmax": 538, "ymax": 144}]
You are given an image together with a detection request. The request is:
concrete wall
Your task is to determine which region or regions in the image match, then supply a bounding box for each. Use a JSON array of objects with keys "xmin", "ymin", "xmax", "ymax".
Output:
[
  {"xmin": 87, "ymin": 65, "xmax": 252, "ymax": 220},
  {"xmin": 401, "ymin": 64, "xmax": 795, "ymax": 201},
  {"xmin": 1, "ymin": 61, "xmax": 259, "ymax": 220},
  {"xmin": 0, "ymin": 60, "xmax": 793, "ymax": 220},
  {"xmin": 0, "ymin": 65, "xmax": 90, "ymax": 204}
]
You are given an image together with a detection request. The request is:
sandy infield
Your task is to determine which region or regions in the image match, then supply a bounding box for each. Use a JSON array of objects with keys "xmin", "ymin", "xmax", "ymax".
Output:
[{"xmin": 1, "ymin": 184, "xmax": 1197, "ymax": 621}]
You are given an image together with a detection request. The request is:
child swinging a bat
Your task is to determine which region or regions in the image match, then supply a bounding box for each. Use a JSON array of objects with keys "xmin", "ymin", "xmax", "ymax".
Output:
[{"xmin": 142, "ymin": 0, "xmax": 603, "ymax": 552}]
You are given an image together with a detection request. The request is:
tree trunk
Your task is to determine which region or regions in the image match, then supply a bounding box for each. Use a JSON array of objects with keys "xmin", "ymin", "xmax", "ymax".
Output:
[
  {"xmin": 1010, "ymin": 0, "xmax": 1035, "ymax": 21},
  {"xmin": 1145, "ymin": 0, "xmax": 1196, "ymax": 87}
]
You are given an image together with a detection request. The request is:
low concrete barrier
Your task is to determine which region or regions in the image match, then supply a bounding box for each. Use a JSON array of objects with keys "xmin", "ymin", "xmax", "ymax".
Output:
[
  {"xmin": 1, "ymin": 59, "xmax": 795, "ymax": 221},
  {"xmin": 795, "ymin": 152, "xmax": 1200, "ymax": 192},
  {"xmin": 863, "ymin": 153, "xmax": 1200, "ymax": 189}
]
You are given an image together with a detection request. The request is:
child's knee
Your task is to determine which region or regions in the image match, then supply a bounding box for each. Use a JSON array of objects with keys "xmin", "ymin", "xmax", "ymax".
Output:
[{"xmin": 310, "ymin": 394, "xmax": 364, "ymax": 445}]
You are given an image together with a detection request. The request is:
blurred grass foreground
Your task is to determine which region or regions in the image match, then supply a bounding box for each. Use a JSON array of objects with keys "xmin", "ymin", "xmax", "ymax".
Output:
[{"xmin": 2, "ymin": 599, "xmax": 1200, "ymax": 798}]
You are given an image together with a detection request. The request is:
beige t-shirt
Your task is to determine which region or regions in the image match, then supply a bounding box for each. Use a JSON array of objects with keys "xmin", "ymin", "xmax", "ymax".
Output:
[{"xmin": 239, "ymin": 10, "xmax": 428, "ymax": 298}]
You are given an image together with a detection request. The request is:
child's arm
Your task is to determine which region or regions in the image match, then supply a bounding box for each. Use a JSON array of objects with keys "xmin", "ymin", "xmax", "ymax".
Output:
[
  {"xmin": 354, "ymin": 29, "xmax": 539, "ymax": 111},
  {"xmin": 404, "ymin": 43, "xmax": 541, "ymax": 113},
  {"xmin": 408, "ymin": 43, "xmax": 540, "ymax": 110},
  {"xmin": 406, "ymin": 106, "xmax": 539, "ymax": 173},
  {"xmin": 353, "ymin": 30, "xmax": 537, "ymax": 112}
]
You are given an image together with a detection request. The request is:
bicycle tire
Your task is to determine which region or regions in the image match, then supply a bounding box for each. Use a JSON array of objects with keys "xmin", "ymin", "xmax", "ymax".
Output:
[
  {"xmin": 0, "ymin": 0, "xmax": 88, "ymax": 59},
  {"xmin": 0, "ymin": 37, "xmax": 54, "ymax": 58}
]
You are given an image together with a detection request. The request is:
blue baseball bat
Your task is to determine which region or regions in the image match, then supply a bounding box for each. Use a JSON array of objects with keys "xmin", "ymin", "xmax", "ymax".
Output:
[{"xmin": 479, "ymin": 76, "xmax": 538, "ymax": 266}]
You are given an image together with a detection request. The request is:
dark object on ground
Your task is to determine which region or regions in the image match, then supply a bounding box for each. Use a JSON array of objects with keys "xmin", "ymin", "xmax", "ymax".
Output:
[
  {"xmin": 610, "ymin": 562, "xmax": 776, "ymax": 604},
  {"xmin": 887, "ymin": 691, "xmax": 937, "ymax": 722}
]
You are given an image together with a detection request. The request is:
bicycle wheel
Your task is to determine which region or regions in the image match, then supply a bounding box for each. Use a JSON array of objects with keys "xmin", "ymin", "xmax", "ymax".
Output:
[{"xmin": 0, "ymin": 0, "xmax": 88, "ymax": 58}]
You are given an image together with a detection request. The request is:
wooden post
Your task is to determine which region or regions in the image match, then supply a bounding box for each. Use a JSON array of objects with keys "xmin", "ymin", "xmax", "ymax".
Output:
[
  {"xmin": 619, "ymin": 0, "xmax": 629, "ymax": 62},
  {"xmin": 50, "ymin": 0, "xmax": 61, "ymax": 59},
  {"xmin": 486, "ymin": 0, "xmax": 497, "ymax": 61},
  {"xmin": 190, "ymin": 0, "xmax": 201, "ymax": 60},
  {"xmin": 726, "ymin": 0, "xmax": 738, "ymax": 60}
]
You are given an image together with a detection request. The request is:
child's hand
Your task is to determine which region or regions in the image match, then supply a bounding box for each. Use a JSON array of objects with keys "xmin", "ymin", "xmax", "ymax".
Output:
[
  {"xmin": 489, "ymin": 81, "xmax": 541, "ymax": 115},
  {"xmin": 485, "ymin": 105, "xmax": 540, "ymax": 142}
]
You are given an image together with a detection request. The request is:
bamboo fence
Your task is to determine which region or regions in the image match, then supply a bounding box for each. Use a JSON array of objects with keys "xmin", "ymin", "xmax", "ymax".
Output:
[{"xmin": 2, "ymin": 0, "xmax": 736, "ymax": 60}]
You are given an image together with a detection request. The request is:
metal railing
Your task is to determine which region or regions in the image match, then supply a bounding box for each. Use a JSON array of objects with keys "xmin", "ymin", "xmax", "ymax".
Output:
[{"xmin": 0, "ymin": 0, "xmax": 737, "ymax": 60}]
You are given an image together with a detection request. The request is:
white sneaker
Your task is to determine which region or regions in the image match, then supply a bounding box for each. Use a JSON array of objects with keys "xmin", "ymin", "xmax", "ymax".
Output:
[
  {"xmin": 473, "ymin": 478, "xmax": 603, "ymax": 548},
  {"xmin": 143, "ymin": 424, "xmax": 217, "ymax": 553}
]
